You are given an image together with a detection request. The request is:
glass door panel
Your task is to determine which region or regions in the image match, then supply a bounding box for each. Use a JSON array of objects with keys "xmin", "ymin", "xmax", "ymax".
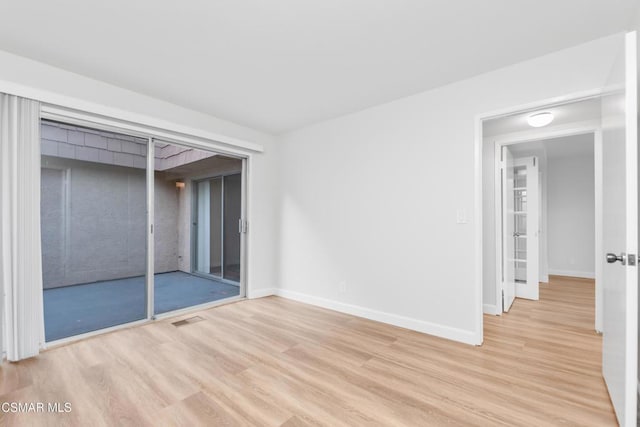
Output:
[
  {"xmin": 209, "ymin": 178, "xmax": 223, "ymax": 277},
  {"xmin": 513, "ymin": 165, "xmax": 527, "ymax": 283},
  {"xmin": 41, "ymin": 120, "xmax": 147, "ymax": 342},
  {"xmin": 41, "ymin": 123, "xmax": 248, "ymax": 338},
  {"xmin": 194, "ymin": 179, "xmax": 211, "ymax": 275},
  {"xmin": 194, "ymin": 177, "xmax": 223, "ymax": 277},
  {"xmin": 514, "ymin": 189, "xmax": 527, "ymax": 212},
  {"xmin": 510, "ymin": 157, "xmax": 539, "ymax": 299},
  {"xmin": 223, "ymin": 173, "xmax": 242, "ymax": 282},
  {"xmin": 153, "ymin": 140, "xmax": 242, "ymax": 314}
]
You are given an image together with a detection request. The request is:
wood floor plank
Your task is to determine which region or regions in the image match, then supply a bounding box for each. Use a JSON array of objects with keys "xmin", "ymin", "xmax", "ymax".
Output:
[{"xmin": 0, "ymin": 276, "xmax": 617, "ymax": 426}]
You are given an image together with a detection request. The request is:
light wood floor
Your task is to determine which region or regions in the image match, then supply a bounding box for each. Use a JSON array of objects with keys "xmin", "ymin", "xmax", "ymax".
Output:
[{"xmin": 0, "ymin": 276, "xmax": 616, "ymax": 426}]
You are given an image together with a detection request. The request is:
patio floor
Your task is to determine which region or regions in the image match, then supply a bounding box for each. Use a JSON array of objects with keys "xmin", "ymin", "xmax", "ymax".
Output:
[{"xmin": 43, "ymin": 271, "xmax": 240, "ymax": 342}]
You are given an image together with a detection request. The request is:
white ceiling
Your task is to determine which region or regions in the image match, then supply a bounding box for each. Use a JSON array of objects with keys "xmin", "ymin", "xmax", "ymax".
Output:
[
  {"xmin": 483, "ymin": 98, "xmax": 602, "ymax": 137},
  {"xmin": 0, "ymin": 1, "xmax": 635, "ymax": 134},
  {"xmin": 509, "ymin": 133, "xmax": 594, "ymax": 159}
]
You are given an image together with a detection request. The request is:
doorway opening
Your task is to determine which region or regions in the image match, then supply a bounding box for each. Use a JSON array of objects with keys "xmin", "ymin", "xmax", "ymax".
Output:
[
  {"xmin": 476, "ymin": 31, "xmax": 638, "ymax": 426},
  {"xmin": 481, "ymin": 96, "xmax": 602, "ymax": 328}
]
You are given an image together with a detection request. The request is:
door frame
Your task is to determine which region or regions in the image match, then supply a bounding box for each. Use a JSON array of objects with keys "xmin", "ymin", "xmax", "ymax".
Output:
[
  {"xmin": 151, "ymin": 142, "xmax": 249, "ymax": 316},
  {"xmin": 474, "ymin": 87, "xmax": 611, "ymax": 343},
  {"xmin": 191, "ymin": 171, "xmax": 244, "ymax": 287},
  {"xmin": 492, "ymin": 125, "xmax": 601, "ymax": 324},
  {"xmin": 39, "ymin": 111, "xmax": 253, "ymax": 346},
  {"xmin": 146, "ymin": 140, "xmax": 247, "ymax": 319}
]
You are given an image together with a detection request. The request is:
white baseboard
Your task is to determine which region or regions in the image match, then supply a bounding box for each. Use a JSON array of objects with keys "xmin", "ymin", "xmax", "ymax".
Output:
[
  {"xmin": 247, "ymin": 287, "xmax": 277, "ymax": 299},
  {"xmin": 548, "ymin": 269, "xmax": 595, "ymax": 279},
  {"xmin": 483, "ymin": 304, "xmax": 500, "ymax": 315},
  {"xmin": 274, "ymin": 289, "xmax": 480, "ymax": 346}
]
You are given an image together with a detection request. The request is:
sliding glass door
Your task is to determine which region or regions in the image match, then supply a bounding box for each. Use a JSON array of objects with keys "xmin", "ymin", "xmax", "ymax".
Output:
[
  {"xmin": 41, "ymin": 120, "xmax": 246, "ymax": 341},
  {"xmin": 152, "ymin": 140, "xmax": 243, "ymax": 315},
  {"xmin": 193, "ymin": 173, "xmax": 242, "ymax": 282},
  {"xmin": 223, "ymin": 173, "xmax": 242, "ymax": 282},
  {"xmin": 194, "ymin": 177, "xmax": 222, "ymax": 277},
  {"xmin": 40, "ymin": 120, "xmax": 148, "ymax": 341}
]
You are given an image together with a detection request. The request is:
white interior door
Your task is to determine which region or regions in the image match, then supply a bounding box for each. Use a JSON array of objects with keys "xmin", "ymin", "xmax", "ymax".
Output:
[
  {"xmin": 502, "ymin": 146, "xmax": 516, "ymax": 312},
  {"xmin": 601, "ymin": 31, "xmax": 638, "ymax": 427},
  {"xmin": 513, "ymin": 156, "xmax": 539, "ymax": 300}
]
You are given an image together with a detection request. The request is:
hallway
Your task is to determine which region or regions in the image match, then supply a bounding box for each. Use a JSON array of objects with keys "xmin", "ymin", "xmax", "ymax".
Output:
[{"xmin": 483, "ymin": 275, "xmax": 615, "ymax": 424}]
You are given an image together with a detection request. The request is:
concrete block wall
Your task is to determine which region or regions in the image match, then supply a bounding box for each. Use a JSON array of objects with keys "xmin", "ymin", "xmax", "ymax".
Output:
[
  {"xmin": 40, "ymin": 156, "xmax": 179, "ymax": 289},
  {"xmin": 40, "ymin": 122, "xmax": 242, "ymax": 289}
]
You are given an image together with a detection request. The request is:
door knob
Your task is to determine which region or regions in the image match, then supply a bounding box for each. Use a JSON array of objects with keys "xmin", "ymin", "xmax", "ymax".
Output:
[{"xmin": 606, "ymin": 253, "xmax": 626, "ymax": 264}]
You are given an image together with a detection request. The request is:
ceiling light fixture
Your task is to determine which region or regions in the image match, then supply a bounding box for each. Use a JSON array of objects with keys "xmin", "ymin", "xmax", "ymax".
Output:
[{"xmin": 527, "ymin": 112, "xmax": 554, "ymax": 128}]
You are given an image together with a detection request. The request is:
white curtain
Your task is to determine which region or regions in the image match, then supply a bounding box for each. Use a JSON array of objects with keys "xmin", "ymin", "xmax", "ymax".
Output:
[{"xmin": 0, "ymin": 93, "xmax": 44, "ymax": 361}]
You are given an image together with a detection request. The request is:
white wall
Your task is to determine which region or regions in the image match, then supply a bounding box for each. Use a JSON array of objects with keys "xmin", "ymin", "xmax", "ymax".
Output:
[
  {"xmin": 0, "ymin": 49, "xmax": 279, "ymax": 298},
  {"xmin": 276, "ymin": 34, "xmax": 622, "ymax": 344},
  {"xmin": 547, "ymin": 151, "xmax": 596, "ymax": 278}
]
